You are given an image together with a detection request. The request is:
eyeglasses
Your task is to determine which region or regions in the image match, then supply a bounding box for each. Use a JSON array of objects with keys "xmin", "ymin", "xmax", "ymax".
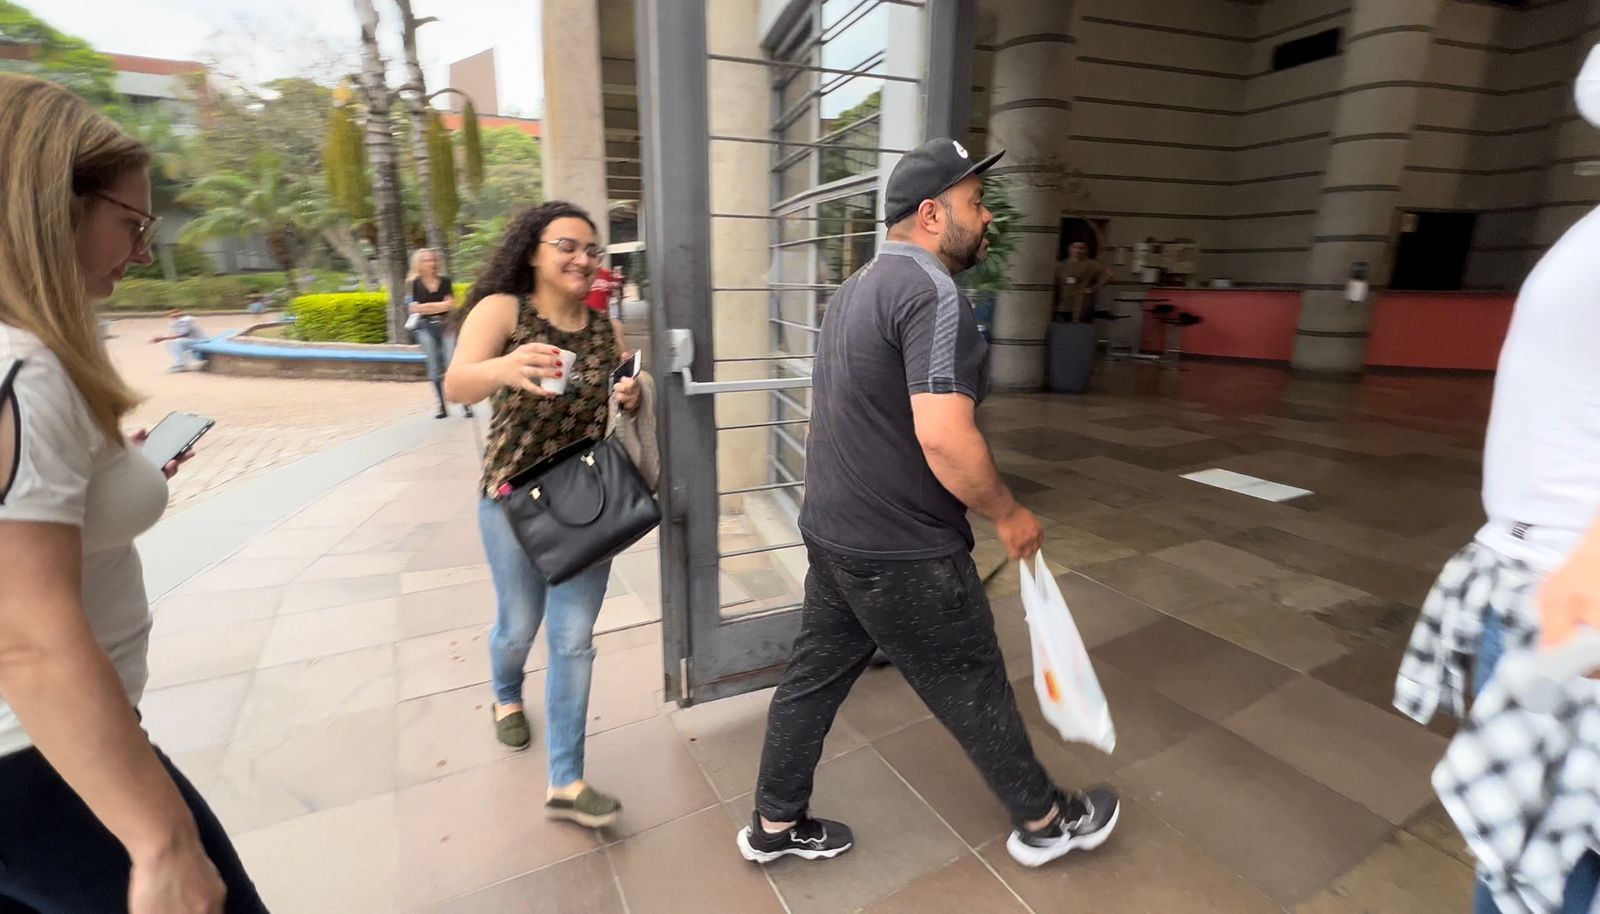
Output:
[
  {"xmin": 540, "ymin": 237, "xmax": 606, "ymax": 261},
  {"xmin": 93, "ymin": 193, "xmax": 160, "ymax": 254}
]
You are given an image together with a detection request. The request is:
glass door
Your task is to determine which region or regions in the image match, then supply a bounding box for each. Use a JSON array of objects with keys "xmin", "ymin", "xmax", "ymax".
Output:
[{"xmin": 637, "ymin": 0, "xmax": 953, "ymax": 705}]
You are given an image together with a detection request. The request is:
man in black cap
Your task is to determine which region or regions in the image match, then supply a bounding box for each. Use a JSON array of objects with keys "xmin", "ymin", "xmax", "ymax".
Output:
[{"xmin": 735, "ymin": 138, "xmax": 1119, "ymax": 868}]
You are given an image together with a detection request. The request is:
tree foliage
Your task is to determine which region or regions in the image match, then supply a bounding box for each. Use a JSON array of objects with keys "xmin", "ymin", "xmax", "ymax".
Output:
[
  {"xmin": 195, "ymin": 77, "xmax": 333, "ymax": 182},
  {"xmin": 820, "ymin": 90, "xmax": 881, "ymax": 184},
  {"xmin": 177, "ymin": 157, "xmax": 315, "ymax": 294},
  {"xmin": 462, "ymin": 125, "xmax": 542, "ymax": 227},
  {"xmin": 461, "ymin": 100, "xmax": 484, "ymax": 192},
  {"xmin": 426, "ymin": 110, "xmax": 459, "ymax": 234},
  {"xmin": 324, "ymin": 101, "xmax": 372, "ymax": 227},
  {"xmin": 0, "ymin": 1, "xmax": 119, "ymax": 108}
]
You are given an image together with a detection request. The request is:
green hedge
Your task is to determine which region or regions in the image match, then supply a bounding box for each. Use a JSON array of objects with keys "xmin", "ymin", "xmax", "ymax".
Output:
[
  {"xmin": 101, "ymin": 276, "xmax": 257, "ymax": 312},
  {"xmin": 288, "ymin": 293, "xmax": 390, "ymax": 344},
  {"xmin": 125, "ymin": 243, "xmax": 214, "ymax": 280},
  {"xmin": 99, "ymin": 272, "xmax": 354, "ymax": 312}
]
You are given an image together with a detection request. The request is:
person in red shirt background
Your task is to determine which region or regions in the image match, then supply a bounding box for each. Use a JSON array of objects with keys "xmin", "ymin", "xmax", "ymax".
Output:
[{"xmin": 586, "ymin": 266, "xmax": 618, "ymax": 313}]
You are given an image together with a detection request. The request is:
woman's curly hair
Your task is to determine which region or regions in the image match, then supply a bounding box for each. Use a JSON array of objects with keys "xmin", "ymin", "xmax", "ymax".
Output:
[{"xmin": 463, "ymin": 200, "xmax": 598, "ymax": 311}]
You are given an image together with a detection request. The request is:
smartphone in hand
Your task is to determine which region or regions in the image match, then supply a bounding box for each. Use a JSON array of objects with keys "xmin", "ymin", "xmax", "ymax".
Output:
[
  {"xmin": 611, "ymin": 351, "xmax": 641, "ymax": 386},
  {"xmin": 139, "ymin": 411, "xmax": 214, "ymax": 469}
]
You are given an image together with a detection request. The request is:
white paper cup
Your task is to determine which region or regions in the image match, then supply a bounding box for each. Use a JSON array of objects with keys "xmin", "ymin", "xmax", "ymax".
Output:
[{"xmin": 540, "ymin": 348, "xmax": 578, "ymax": 395}]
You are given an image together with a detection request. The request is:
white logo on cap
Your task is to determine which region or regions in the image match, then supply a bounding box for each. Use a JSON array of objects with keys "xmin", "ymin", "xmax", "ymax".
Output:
[{"xmin": 952, "ymin": 140, "xmax": 969, "ymax": 159}]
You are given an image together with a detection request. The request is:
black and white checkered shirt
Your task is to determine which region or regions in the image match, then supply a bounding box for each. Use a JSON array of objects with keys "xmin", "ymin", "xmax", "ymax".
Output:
[
  {"xmin": 1395, "ymin": 542, "xmax": 1542, "ymax": 726},
  {"xmin": 1434, "ymin": 669, "xmax": 1600, "ymax": 914}
]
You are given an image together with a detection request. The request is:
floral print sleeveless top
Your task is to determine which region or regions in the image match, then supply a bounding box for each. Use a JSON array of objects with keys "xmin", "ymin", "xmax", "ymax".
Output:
[{"xmin": 480, "ymin": 297, "xmax": 619, "ymax": 497}]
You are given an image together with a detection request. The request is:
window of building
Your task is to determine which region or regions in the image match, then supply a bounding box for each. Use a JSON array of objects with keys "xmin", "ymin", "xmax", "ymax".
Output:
[
  {"xmin": 763, "ymin": 0, "xmax": 892, "ymax": 515},
  {"xmin": 1271, "ymin": 28, "xmax": 1341, "ymax": 72},
  {"xmin": 1390, "ymin": 210, "xmax": 1480, "ymax": 291}
]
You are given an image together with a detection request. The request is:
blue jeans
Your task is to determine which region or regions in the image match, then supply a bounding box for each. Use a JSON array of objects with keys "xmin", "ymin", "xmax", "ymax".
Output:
[
  {"xmin": 477, "ymin": 498, "xmax": 612, "ymax": 787},
  {"xmin": 1473, "ymin": 612, "xmax": 1600, "ymax": 914},
  {"xmin": 414, "ymin": 320, "xmax": 455, "ymax": 383},
  {"xmin": 167, "ymin": 338, "xmax": 199, "ymax": 368}
]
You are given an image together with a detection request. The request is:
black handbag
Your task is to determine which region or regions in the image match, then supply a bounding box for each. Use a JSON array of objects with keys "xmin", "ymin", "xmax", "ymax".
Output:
[{"xmin": 497, "ymin": 435, "xmax": 661, "ymax": 585}]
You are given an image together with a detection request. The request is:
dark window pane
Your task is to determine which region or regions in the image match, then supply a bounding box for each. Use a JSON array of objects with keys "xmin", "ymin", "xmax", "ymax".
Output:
[{"xmin": 1272, "ymin": 29, "xmax": 1341, "ymax": 72}]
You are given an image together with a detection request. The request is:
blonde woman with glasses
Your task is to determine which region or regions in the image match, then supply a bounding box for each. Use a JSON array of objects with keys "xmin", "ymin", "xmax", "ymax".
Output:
[{"xmin": 0, "ymin": 75, "xmax": 267, "ymax": 912}]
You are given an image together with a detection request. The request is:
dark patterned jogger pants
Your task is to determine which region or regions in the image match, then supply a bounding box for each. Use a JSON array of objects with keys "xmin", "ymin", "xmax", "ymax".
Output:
[{"xmin": 754, "ymin": 538, "xmax": 1058, "ymax": 827}]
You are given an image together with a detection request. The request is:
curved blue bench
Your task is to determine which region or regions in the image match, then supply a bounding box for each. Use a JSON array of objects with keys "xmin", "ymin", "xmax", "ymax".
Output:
[{"xmin": 192, "ymin": 327, "xmax": 426, "ymax": 364}]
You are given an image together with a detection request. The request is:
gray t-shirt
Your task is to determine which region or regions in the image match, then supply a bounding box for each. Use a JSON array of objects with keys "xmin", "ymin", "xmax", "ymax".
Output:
[{"xmin": 799, "ymin": 241, "xmax": 989, "ymax": 560}]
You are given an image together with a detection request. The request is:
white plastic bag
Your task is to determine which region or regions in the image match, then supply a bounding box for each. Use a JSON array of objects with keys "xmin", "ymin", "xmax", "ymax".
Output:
[{"xmin": 1020, "ymin": 552, "xmax": 1116, "ymax": 753}]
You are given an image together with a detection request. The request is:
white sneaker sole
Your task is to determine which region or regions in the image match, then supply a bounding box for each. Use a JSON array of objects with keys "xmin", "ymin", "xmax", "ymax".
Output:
[
  {"xmin": 1005, "ymin": 802, "xmax": 1121, "ymax": 868},
  {"xmin": 736, "ymin": 826, "xmax": 853, "ymax": 863}
]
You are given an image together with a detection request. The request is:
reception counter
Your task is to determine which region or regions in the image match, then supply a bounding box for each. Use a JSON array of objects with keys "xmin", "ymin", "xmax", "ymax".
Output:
[{"xmin": 1134, "ymin": 288, "xmax": 1515, "ymax": 371}]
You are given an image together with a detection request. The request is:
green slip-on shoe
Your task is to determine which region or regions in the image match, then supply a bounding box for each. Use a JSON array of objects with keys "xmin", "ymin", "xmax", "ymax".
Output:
[
  {"xmin": 545, "ymin": 786, "xmax": 622, "ymax": 829},
  {"xmin": 492, "ymin": 705, "xmax": 531, "ymax": 751}
]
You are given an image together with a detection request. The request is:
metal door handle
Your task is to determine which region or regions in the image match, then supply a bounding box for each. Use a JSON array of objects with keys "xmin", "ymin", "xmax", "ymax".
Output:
[{"xmin": 668, "ymin": 329, "xmax": 812, "ymax": 396}]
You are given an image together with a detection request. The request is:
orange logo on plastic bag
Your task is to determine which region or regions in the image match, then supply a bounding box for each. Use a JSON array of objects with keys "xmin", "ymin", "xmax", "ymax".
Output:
[{"xmin": 1044, "ymin": 669, "xmax": 1062, "ymax": 703}]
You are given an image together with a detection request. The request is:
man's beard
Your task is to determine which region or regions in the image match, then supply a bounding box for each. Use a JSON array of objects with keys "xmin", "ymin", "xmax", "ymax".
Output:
[{"xmin": 940, "ymin": 217, "xmax": 987, "ymax": 273}]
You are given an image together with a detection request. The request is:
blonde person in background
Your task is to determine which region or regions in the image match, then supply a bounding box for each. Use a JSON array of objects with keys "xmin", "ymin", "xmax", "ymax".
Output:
[
  {"xmin": 0, "ymin": 75, "xmax": 267, "ymax": 913},
  {"xmin": 408, "ymin": 247, "xmax": 472, "ymax": 419}
]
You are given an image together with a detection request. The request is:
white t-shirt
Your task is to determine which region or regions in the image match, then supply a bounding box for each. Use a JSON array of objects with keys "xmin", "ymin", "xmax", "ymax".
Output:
[
  {"xmin": 1477, "ymin": 205, "xmax": 1600, "ymax": 574},
  {"xmin": 0, "ymin": 324, "xmax": 167, "ymax": 756},
  {"xmin": 1578, "ymin": 43, "xmax": 1600, "ymax": 129}
]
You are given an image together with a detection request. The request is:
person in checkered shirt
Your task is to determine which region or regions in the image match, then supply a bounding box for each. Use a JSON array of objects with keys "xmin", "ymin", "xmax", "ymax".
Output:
[{"xmin": 1396, "ymin": 198, "xmax": 1600, "ymax": 914}]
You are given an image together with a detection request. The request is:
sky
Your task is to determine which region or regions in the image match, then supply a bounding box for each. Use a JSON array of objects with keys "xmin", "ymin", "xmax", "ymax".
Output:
[{"xmin": 37, "ymin": 0, "xmax": 546, "ymax": 117}]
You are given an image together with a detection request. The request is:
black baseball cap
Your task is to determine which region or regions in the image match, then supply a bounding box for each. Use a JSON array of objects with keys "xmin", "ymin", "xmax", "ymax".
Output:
[{"xmin": 883, "ymin": 137, "xmax": 1005, "ymax": 226}]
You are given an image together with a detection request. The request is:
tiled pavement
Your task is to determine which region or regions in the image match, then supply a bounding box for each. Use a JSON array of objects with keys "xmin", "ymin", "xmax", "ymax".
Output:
[
  {"xmin": 106, "ymin": 314, "xmax": 429, "ymax": 511},
  {"xmin": 138, "ymin": 360, "xmax": 1493, "ymax": 912}
]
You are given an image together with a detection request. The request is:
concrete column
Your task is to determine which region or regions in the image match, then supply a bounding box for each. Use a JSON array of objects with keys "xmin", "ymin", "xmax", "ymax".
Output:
[
  {"xmin": 1292, "ymin": 0, "xmax": 1443, "ymax": 374},
  {"xmin": 983, "ymin": 0, "xmax": 1074, "ymax": 390},
  {"xmin": 1530, "ymin": 4, "xmax": 1600, "ymax": 253},
  {"xmin": 707, "ymin": 0, "xmax": 774, "ymax": 502},
  {"xmin": 540, "ymin": 0, "xmax": 609, "ymax": 224}
]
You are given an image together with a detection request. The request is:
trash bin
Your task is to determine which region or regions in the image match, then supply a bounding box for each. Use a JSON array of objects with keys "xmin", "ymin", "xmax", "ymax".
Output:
[{"xmin": 1047, "ymin": 320, "xmax": 1097, "ymax": 393}]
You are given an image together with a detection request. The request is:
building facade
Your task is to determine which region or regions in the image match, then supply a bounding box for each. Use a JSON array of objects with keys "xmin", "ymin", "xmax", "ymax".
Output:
[
  {"xmin": 536, "ymin": 0, "xmax": 1597, "ymax": 701},
  {"xmin": 447, "ymin": 47, "xmax": 500, "ymax": 116},
  {"xmin": 965, "ymin": 0, "xmax": 1600, "ymax": 377}
]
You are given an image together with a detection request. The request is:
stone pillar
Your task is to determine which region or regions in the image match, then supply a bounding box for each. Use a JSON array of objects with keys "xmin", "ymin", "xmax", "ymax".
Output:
[
  {"xmin": 983, "ymin": 0, "xmax": 1074, "ymax": 390},
  {"xmin": 540, "ymin": 0, "xmax": 609, "ymax": 224},
  {"xmin": 1292, "ymin": 0, "xmax": 1442, "ymax": 374},
  {"xmin": 707, "ymin": 0, "xmax": 774, "ymax": 503},
  {"xmin": 1530, "ymin": 3, "xmax": 1600, "ymax": 253}
]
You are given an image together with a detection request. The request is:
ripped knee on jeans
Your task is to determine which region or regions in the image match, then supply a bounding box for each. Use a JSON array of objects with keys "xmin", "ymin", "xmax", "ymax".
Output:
[{"xmin": 550, "ymin": 642, "xmax": 597, "ymax": 662}]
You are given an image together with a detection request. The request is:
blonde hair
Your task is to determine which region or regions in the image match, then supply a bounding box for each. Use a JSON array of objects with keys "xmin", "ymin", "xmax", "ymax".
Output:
[
  {"xmin": 407, "ymin": 247, "xmax": 438, "ymax": 283},
  {"xmin": 0, "ymin": 75, "xmax": 147, "ymax": 441}
]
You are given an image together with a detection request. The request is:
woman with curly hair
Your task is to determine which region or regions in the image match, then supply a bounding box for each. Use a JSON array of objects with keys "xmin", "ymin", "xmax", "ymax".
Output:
[{"xmin": 444, "ymin": 201, "xmax": 639, "ymax": 828}]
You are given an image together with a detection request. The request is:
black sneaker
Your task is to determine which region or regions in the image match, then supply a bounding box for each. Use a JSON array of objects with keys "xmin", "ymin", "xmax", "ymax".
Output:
[
  {"xmin": 1006, "ymin": 786, "xmax": 1120, "ymax": 868},
  {"xmin": 736, "ymin": 811, "xmax": 854, "ymax": 863}
]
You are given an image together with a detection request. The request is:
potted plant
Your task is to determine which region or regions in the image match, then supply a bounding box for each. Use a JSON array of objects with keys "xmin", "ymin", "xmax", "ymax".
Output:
[{"xmin": 959, "ymin": 178, "xmax": 1017, "ymax": 341}]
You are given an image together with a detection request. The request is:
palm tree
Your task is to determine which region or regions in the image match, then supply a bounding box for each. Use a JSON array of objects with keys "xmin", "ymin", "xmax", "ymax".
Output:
[
  {"xmin": 297, "ymin": 175, "xmax": 381, "ymax": 290},
  {"xmin": 177, "ymin": 157, "xmax": 313, "ymax": 296},
  {"xmin": 353, "ymin": 0, "xmax": 410, "ymax": 340}
]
